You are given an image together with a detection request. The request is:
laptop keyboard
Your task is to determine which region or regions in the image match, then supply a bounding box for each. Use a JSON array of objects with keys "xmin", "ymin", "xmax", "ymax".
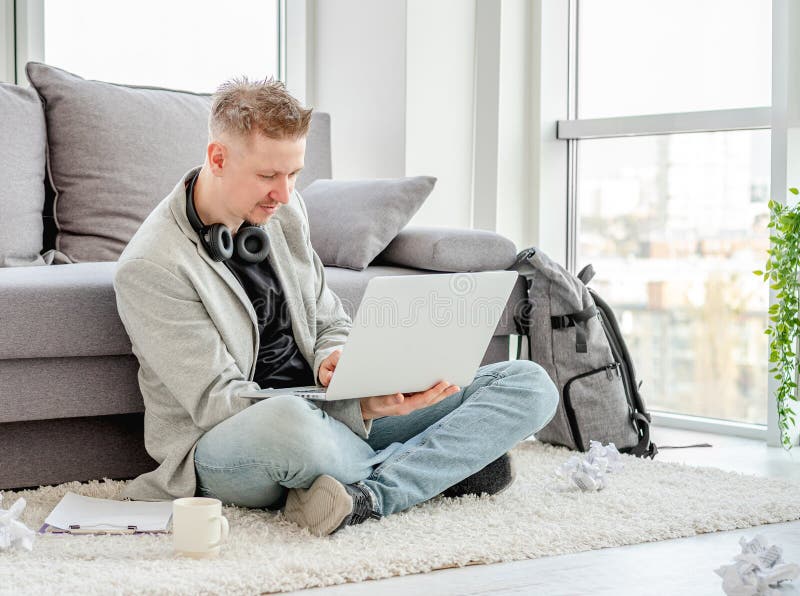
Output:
[{"xmin": 292, "ymin": 385, "xmax": 328, "ymax": 398}]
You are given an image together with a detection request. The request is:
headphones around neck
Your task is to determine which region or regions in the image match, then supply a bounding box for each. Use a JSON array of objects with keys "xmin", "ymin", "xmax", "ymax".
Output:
[{"xmin": 185, "ymin": 170, "xmax": 271, "ymax": 265}]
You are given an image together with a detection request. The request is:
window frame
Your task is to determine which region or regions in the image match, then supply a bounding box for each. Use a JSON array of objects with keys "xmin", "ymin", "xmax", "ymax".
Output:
[
  {"xmin": 0, "ymin": 0, "xmax": 15, "ymax": 82},
  {"xmin": 0, "ymin": 0, "xmax": 45, "ymax": 85}
]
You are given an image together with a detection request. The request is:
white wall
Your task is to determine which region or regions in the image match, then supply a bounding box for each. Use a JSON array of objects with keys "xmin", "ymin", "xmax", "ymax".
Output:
[
  {"xmin": 295, "ymin": 0, "xmax": 542, "ymax": 252},
  {"xmin": 495, "ymin": 0, "xmax": 534, "ymax": 250},
  {"xmin": 312, "ymin": 0, "xmax": 407, "ymax": 180},
  {"xmin": 528, "ymin": 0, "xmax": 569, "ymax": 264},
  {"xmin": 405, "ymin": 0, "xmax": 475, "ymax": 230}
]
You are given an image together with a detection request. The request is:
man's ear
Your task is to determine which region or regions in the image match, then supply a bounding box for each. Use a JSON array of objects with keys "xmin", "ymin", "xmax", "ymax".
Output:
[{"xmin": 206, "ymin": 140, "xmax": 227, "ymax": 175}]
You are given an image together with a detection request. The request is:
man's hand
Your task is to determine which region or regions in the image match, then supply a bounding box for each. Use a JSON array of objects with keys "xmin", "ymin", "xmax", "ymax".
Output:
[
  {"xmin": 318, "ymin": 350, "xmax": 460, "ymax": 420},
  {"xmin": 318, "ymin": 350, "xmax": 342, "ymax": 387},
  {"xmin": 360, "ymin": 381, "xmax": 460, "ymax": 420}
]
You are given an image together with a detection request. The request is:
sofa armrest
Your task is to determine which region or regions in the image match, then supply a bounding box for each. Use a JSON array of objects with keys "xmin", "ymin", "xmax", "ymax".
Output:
[{"xmin": 374, "ymin": 226, "xmax": 517, "ymax": 272}]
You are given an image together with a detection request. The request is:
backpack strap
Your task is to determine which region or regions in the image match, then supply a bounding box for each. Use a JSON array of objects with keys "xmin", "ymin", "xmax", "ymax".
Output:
[
  {"xmin": 550, "ymin": 304, "xmax": 597, "ymax": 353},
  {"xmin": 577, "ymin": 264, "xmax": 596, "ymax": 285},
  {"xmin": 511, "ymin": 248, "xmax": 537, "ymax": 344},
  {"xmin": 628, "ymin": 412, "xmax": 658, "ymax": 459},
  {"xmin": 516, "ymin": 333, "xmax": 526, "ymax": 360}
]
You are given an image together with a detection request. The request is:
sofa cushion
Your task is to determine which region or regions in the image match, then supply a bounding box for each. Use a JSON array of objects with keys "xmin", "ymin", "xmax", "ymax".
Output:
[
  {"xmin": 25, "ymin": 62, "xmax": 211, "ymax": 263},
  {"xmin": 302, "ymin": 177, "xmax": 435, "ymax": 271},
  {"xmin": 0, "ymin": 261, "xmax": 131, "ymax": 359},
  {"xmin": 375, "ymin": 226, "xmax": 518, "ymax": 272},
  {"xmin": 0, "ymin": 82, "xmax": 47, "ymax": 267},
  {"xmin": 25, "ymin": 62, "xmax": 332, "ymax": 264}
]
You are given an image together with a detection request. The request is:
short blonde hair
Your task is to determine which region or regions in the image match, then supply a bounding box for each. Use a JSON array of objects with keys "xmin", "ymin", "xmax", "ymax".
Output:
[{"xmin": 209, "ymin": 75, "xmax": 312, "ymax": 144}]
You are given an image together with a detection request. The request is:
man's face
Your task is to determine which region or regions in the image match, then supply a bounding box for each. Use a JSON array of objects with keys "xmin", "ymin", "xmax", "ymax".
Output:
[{"xmin": 218, "ymin": 132, "xmax": 306, "ymax": 227}]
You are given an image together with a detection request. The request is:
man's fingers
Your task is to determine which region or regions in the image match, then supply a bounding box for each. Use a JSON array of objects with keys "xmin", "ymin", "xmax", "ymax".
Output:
[
  {"xmin": 322, "ymin": 352, "xmax": 340, "ymax": 371},
  {"xmin": 428, "ymin": 381, "xmax": 459, "ymax": 399},
  {"xmin": 429, "ymin": 384, "xmax": 459, "ymax": 406},
  {"xmin": 404, "ymin": 382, "xmax": 460, "ymax": 406},
  {"xmin": 420, "ymin": 381, "xmax": 447, "ymax": 398},
  {"xmin": 400, "ymin": 382, "xmax": 459, "ymax": 401},
  {"xmin": 373, "ymin": 383, "xmax": 461, "ymax": 416},
  {"xmin": 320, "ymin": 351, "xmax": 341, "ymax": 386}
]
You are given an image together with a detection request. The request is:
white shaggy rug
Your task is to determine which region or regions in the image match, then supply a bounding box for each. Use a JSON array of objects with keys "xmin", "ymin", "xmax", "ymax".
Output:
[{"xmin": 2, "ymin": 440, "xmax": 800, "ymax": 595}]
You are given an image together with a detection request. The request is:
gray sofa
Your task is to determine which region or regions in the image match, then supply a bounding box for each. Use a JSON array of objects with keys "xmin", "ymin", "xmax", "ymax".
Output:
[{"xmin": 0, "ymin": 63, "xmax": 526, "ymax": 491}]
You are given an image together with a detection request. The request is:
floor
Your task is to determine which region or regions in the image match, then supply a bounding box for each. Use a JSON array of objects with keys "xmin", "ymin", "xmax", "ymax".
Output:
[{"xmin": 289, "ymin": 427, "xmax": 800, "ymax": 596}]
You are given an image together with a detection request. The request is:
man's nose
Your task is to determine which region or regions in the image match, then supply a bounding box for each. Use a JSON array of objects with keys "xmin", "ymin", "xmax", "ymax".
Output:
[{"xmin": 269, "ymin": 176, "xmax": 292, "ymax": 204}]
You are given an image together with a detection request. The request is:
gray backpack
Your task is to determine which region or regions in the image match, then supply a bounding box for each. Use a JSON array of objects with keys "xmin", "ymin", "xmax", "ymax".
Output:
[{"xmin": 510, "ymin": 248, "xmax": 658, "ymax": 458}]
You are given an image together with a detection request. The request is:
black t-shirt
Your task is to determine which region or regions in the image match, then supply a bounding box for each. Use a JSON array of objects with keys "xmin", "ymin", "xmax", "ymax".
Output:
[{"xmin": 225, "ymin": 255, "xmax": 316, "ymax": 389}]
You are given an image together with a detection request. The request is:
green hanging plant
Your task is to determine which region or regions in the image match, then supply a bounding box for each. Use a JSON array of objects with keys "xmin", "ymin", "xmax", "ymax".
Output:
[{"xmin": 754, "ymin": 187, "xmax": 800, "ymax": 450}]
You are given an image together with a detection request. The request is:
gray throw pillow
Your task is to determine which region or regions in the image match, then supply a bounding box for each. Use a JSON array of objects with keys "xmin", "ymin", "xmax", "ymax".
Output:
[
  {"xmin": 25, "ymin": 62, "xmax": 212, "ymax": 263},
  {"xmin": 301, "ymin": 177, "xmax": 436, "ymax": 271},
  {"xmin": 0, "ymin": 82, "xmax": 47, "ymax": 267},
  {"xmin": 376, "ymin": 226, "xmax": 518, "ymax": 272}
]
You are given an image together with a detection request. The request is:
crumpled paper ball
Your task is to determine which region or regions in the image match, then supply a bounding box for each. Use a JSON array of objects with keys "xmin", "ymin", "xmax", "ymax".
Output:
[
  {"xmin": 554, "ymin": 440, "xmax": 624, "ymax": 491},
  {"xmin": 714, "ymin": 535, "xmax": 799, "ymax": 595},
  {"xmin": 0, "ymin": 493, "xmax": 35, "ymax": 552}
]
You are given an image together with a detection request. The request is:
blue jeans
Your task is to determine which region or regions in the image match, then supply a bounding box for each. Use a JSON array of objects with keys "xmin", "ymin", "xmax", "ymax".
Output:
[{"xmin": 193, "ymin": 359, "xmax": 558, "ymax": 516}]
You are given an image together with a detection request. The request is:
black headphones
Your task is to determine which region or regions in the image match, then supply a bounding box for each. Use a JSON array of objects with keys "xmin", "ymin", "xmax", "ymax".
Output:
[{"xmin": 185, "ymin": 169, "xmax": 271, "ymax": 265}]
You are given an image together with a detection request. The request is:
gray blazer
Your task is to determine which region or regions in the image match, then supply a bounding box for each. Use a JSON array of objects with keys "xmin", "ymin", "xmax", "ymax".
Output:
[{"xmin": 113, "ymin": 166, "xmax": 372, "ymax": 501}]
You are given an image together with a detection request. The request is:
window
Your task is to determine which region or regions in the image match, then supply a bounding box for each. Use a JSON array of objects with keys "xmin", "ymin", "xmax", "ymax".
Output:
[
  {"xmin": 43, "ymin": 0, "xmax": 281, "ymax": 93},
  {"xmin": 578, "ymin": 130, "xmax": 770, "ymax": 424},
  {"xmin": 561, "ymin": 0, "xmax": 772, "ymax": 425},
  {"xmin": 577, "ymin": 0, "xmax": 771, "ymax": 118}
]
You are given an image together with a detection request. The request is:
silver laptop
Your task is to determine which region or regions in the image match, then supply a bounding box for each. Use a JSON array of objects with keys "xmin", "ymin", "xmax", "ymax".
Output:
[{"xmin": 239, "ymin": 270, "xmax": 518, "ymax": 402}]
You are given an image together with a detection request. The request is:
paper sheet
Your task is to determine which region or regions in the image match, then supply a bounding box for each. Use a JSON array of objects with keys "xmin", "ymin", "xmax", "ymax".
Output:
[
  {"xmin": 715, "ymin": 535, "xmax": 800, "ymax": 595},
  {"xmin": 554, "ymin": 440, "xmax": 624, "ymax": 491},
  {"xmin": 43, "ymin": 492, "xmax": 173, "ymax": 533},
  {"xmin": 0, "ymin": 493, "xmax": 35, "ymax": 551}
]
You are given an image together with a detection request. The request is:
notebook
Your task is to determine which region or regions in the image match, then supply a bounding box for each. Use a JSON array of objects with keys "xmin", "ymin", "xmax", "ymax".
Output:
[{"xmin": 39, "ymin": 492, "xmax": 173, "ymax": 535}]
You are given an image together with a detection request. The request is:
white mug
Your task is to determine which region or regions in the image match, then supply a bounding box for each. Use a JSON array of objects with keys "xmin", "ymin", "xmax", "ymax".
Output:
[{"xmin": 172, "ymin": 497, "xmax": 230, "ymax": 559}]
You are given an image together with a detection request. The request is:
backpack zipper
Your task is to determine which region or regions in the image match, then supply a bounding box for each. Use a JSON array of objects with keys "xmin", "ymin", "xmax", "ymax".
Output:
[{"xmin": 562, "ymin": 363, "xmax": 621, "ymax": 451}]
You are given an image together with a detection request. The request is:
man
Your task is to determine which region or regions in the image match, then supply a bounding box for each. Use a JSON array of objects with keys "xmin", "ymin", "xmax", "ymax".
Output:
[{"xmin": 113, "ymin": 76, "xmax": 559, "ymax": 537}]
